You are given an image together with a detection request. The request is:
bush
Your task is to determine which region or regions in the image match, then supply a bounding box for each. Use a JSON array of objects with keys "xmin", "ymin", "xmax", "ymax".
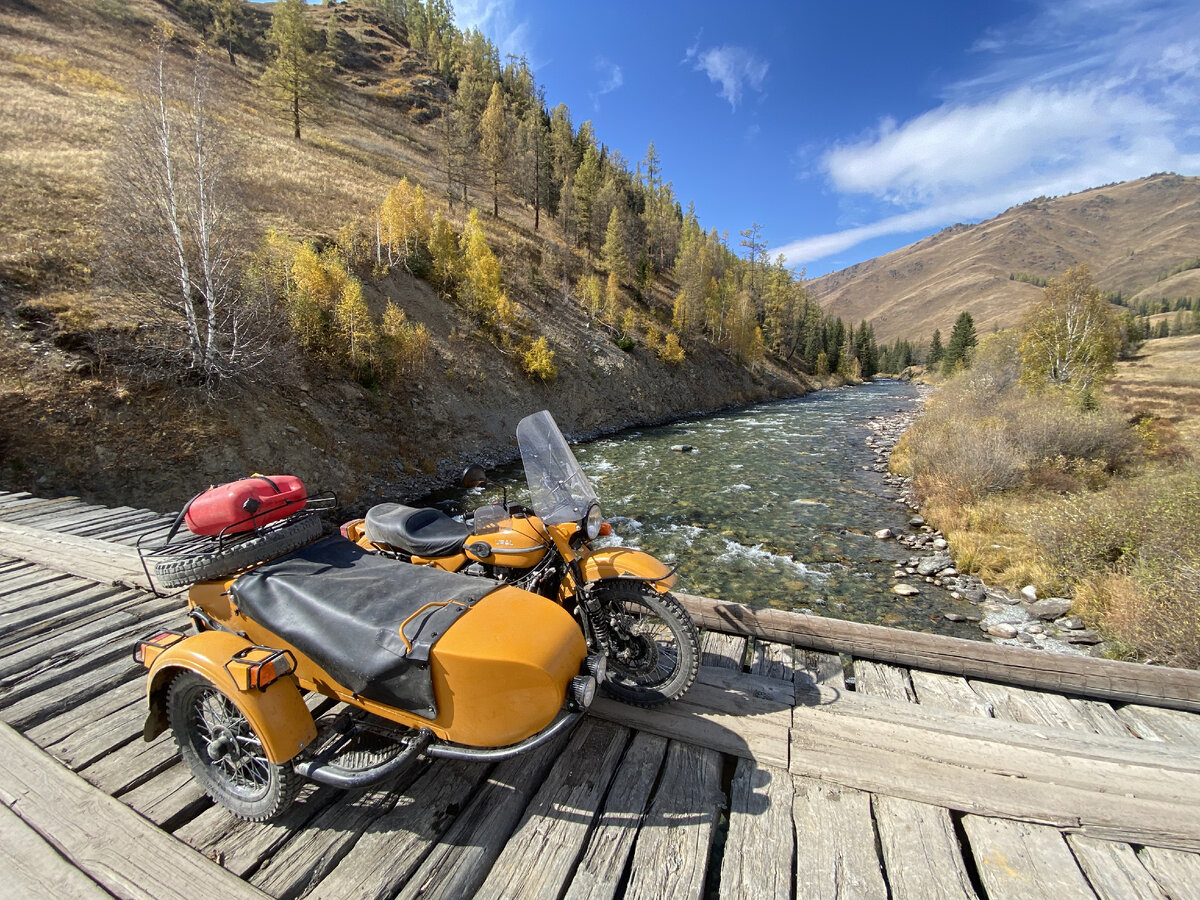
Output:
[{"xmin": 521, "ymin": 337, "xmax": 557, "ymax": 382}]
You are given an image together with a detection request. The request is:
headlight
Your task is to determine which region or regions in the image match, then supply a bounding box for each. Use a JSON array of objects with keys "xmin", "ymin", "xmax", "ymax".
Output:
[{"xmin": 585, "ymin": 503, "xmax": 603, "ymax": 540}]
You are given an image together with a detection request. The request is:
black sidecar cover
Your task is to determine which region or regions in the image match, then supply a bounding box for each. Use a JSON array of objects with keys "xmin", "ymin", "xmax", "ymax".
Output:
[{"xmin": 231, "ymin": 536, "xmax": 494, "ymax": 717}]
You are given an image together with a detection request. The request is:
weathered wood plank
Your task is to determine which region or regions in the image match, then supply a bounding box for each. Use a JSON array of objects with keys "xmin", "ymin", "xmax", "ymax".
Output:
[
  {"xmin": 793, "ymin": 776, "xmax": 887, "ymax": 899},
  {"xmin": 0, "ymin": 585, "xmax": 139, "ymax": 641},
  {"xmin": 970, "ymin": 680, "xmax": 1101, "ymax": 731},
  {"xmin": 396, "ymin": 734, "xmax": 569, "ymax": 900},
  {"xmin": 701, "ymin": 630, "xmax": 746, "ymax": 670},
  {"xmin": 719, "ymin": 758, "xmax": 793, "ymax": 898},
  {"xmin": 474, "ymin": 719, "xmax": 629, "ymax": 900},
  {"xmin": 0, "ymin": 651, "xmax": 144, "ymax": 731},
  {"xmin": 796, "ymin": 647, "xmax": 845, "ymax": 688},
  {"xmin": 0, "ymin": 570, "xmax": 74, "ymax": 601},
  {"xmin": 1066, "ymin": 834, "xmax": 1171, "ymax": 900},
  {"xmin": 874, "ymin": 795, "xmax": 978, "ymax": 899},
  {"xmin": 1069, "ymin": 699, "xmax": 1138, "ymax": 739},
  {"xmin": 0, "ymin": 520, "xmax": 149, "ymax": 589},
  {"xmin": 1118, "ymin": 704, "xmax": 1200, "ymax": 744},
  {"xmin": 27, "ymin": 690, "xmax": 145, "ymax": 767},
  {"xmin": 854, "ymin": 659, "xmax": 916, "ymax": 701},
  {"xmin": 79, "ymin": 730, "xmax": 179, "ymax": 796},
  {"xmin": 750, "ymin": 639, "xmax": 794, "ymax": 681},
  {"xmin": 174, "ymin": 784, "xmax": 343, "ymax": 879},
  {"xmin": 590, "ymin": 667, "xmax": 793, "ymax": 768},
  {"xmin": 790, "ymin": 685, "xmax": 1200, "ymax": 852},
  {"xmin": 962, "ymin": 816, "xmax": 1097, "ymax": 899},
  {"xmin": 0, "ymin": 721, "xmax": 267, "ymax": 899},
  {"xmin": 623, "ymin": 741, "xmax": 723, "ymax": 900},
  {"xmin": 676, "ymin": 593, "xmax": 1200, "ymax": 711},
  {"xmin": 1137, "ymin": 846, "xmax": 1200, "ymax": 899},
  {"xmin": 309, "ymin": 758, "xmax": 487, "ymax": 900},
  {"xmin": 0, "ymin": 801, "xmax": 112, "ymax": 899},
  {"xmin": 119, "ymin": 762, "xmax": 211, "ymax": 828},
  {"xmin": 564, "ymin": 732, "xmax": 669, "ymax": 900},
  {"xmin": 910, "ymin": 670, "xmax": 995, "ymax": 717}
]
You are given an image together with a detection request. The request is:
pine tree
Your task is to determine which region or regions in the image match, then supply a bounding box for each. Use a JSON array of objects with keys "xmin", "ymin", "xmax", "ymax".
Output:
[
  {"xmin": 927, "ymin": 328, "xmax": 944, "ymax": 367},
  {"xmin": 602, "ymin": 207, "xmax": 628, "ymax": 281},
  {"xmin": 942, "ymin": 311, "xmax": 977, "ymax": 375},
  {"xmin": 263, "ymin": 0, "xmax": 330, "ymax": 140},
  {"xmin": 479, "ymin": 81, "xmax": 508, "ymax": 218}
]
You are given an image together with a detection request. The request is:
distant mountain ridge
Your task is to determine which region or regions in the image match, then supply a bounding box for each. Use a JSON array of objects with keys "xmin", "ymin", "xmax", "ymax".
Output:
[{"xmin": 809, "ymin": 173, "xmax": 1200, "ymax": 343}]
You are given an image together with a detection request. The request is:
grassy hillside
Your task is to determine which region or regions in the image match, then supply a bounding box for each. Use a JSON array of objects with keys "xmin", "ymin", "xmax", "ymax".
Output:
[
  {"xmin": 810, "ymin": 174, "xmax": 1200, "ymax": 344},
  {"xmin": 0, "ymin": 0, "xmax": 810, "ymax": 510}
]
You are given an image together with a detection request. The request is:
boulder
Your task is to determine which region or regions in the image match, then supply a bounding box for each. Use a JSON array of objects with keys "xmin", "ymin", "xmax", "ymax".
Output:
[
  {"xmin": 1020, "ymin": 584, "xmax": 1038, "ymax": 602},
  {"xmin": 916, "ymin": 554, "xmax": 953, "ymax": 577},
  {"xmin": 986, "ymin": 623, "xmax": 1019, "ymax": 639},
  {"xmin": 873, "ymin": 528, "xmax": 894, "ymax": 540},
  {"xmin": 893, "ymin": 583, "xmax": 921, "ymax": 597},
  {"xmin": 1028, "ymin": 597, "xmax": 1072, "ymax": 621}
]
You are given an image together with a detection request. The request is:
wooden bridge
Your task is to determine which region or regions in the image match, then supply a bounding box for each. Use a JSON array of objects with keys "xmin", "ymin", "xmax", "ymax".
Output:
[{"xmin": 1, "ymin": 490, "xmax": 1199, "ymax": 899}]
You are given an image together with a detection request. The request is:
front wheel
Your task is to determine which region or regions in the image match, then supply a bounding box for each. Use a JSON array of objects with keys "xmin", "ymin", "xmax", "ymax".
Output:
[{"xmin": 594, "ymin": 582, "xmax": 699, "ymax": 707}]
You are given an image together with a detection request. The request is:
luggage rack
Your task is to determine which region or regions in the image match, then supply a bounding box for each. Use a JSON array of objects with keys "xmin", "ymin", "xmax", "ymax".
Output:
[{"xmin": 136, "ymin": 492, "xmax": 337, "ymax": 594}]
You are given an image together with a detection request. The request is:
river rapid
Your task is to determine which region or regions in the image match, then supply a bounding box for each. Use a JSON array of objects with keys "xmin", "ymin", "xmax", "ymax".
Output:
[{"xmin": 432, "ymin": 381, "xmax": 986, "ymax": 639}]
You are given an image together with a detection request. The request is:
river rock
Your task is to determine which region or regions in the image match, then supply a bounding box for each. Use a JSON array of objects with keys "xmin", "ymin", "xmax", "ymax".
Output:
[
  {"xmin": 1020, "ymin": 584, "xmax": 1038, "ymax": 602},
  {"xmin": 1061, "ymin": 629, "xmax": 1103, "ymax": 645},
  {"xmin": 909, "ymin": 515, "xmax": 925, "ymax": 527},
  {"xmin": 916, "ymin": 554, "xmax": 953, "ymax": 576},
  {"xmin": 986, "ymin": 623, "xmax": 1019, "ymax": 639},
  {"xmin": 932, "ymin": 538, "xmax": 948, "ymax": 551},
  {"xmin": 873, "ymin": 528, "xmax": 894, "ymax": 540},
  {"xmin": 893, "ymin": 583, "xmax": 921, "ymax": 596},
  {"xmin": 669, "ymin": 444, "xmax": 696, "ymax": 453},
  {"xmin": 1028, "ymin": 597, "xmax": 1072, "ymax": 620},
  {"xmin": 1058, "ymin": 616, "xmax": 1085, "ymax": 631}
]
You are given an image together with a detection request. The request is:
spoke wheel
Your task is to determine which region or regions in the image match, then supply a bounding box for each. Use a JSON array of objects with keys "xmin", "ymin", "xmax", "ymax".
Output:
[
  {"xmin": 596, "ymin": 582, "xmax": 699, "ymax": 707},
  {"xmin": 168, "ymin": 671, "xmax": 299, "ymax": 822}
]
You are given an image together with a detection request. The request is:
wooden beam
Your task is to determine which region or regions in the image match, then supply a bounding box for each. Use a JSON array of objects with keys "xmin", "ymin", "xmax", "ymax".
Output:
[
  {"xmin": 676, "ymin": 593, "xmax": 1200, "ymax": 712},
  {"xmin": 0, "ymin": 721, "xmax": 267, "ymax": 899},
  {"xmin": 0, "ymin": 520, "xmax": 151, "ymax": 590}
]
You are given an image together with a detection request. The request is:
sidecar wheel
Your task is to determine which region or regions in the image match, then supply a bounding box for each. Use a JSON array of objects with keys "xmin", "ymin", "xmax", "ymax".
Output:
[
  {"xmin": 596, "ymin": 582, "xmax": 700, "ymax": 707},
  {"xmin": 155, "ymin": 513, "xmax": 323, "ymax": 589},
  {"xmin": 168, "ymin": 671, "xmax": 299, "ymax": 822}
]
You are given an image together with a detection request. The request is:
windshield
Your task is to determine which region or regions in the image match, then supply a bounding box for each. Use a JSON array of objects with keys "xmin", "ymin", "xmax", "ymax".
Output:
[{"xmin": 516, "ymin": 411, "xmax": 599, "ymax": 525}]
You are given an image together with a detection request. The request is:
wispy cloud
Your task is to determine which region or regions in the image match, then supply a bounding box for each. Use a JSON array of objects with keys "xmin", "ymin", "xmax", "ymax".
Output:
[
  {"xmin": 684, "ymin": 43, "xmax": 768, "ymax": 111},
  {"xmin": 453, "ymin": 0, "xmax": 530, "ymax": 58},
  {"xmin": 783, "ymin": 0, "xmax": 1200, "ymax": 270},
  {"xmin": 590, "ymin": 57, "xmax": 623, "ymax": 105}
]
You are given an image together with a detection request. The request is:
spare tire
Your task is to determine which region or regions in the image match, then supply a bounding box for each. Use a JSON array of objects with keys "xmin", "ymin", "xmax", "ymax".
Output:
[{"xmin": 155, "ymin": 513, "xmax": 323, "ymax": 589}]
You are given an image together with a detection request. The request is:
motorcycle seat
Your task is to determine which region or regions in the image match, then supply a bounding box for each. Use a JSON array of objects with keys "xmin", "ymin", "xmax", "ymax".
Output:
[{"xmin": 364, "ymin": 503, "xmax": 471, "ymax": 557}]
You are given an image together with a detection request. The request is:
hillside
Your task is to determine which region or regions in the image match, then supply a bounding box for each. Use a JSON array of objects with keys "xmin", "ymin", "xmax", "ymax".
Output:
[
  {"xmin": 0, "ymin": 0, "xmax": 810, "ymax": 512},
  {"xmin": 810, "ymin": 174, "xmax": 1200, "ymax": 343}
]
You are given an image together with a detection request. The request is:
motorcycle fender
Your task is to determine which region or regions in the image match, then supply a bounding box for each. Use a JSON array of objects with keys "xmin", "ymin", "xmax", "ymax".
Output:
[
  {"xmin": 143, "ymin": 630, "xmax": 316, "ymax": 764},
  {"xmin": 581, "ymin": 547, "xmax": 677, "ymax": 592}
]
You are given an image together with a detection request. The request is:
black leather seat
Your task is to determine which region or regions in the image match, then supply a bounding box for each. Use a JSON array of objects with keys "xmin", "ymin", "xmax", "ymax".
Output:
[{"xmin": 364, "ymin": 503, "xmax": 471, "ymax": 557}]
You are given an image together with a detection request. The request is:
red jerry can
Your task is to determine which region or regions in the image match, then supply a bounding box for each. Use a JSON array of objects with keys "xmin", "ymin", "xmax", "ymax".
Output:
[{"xmin": 185, "ymin": 475, "xmax": 307, "ymax": 536}]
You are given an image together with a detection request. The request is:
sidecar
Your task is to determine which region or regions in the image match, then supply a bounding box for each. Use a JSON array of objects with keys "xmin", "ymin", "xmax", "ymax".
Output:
[{"xmin": 136, "ymin": 535, "xmax": 601, "ymax": 822}]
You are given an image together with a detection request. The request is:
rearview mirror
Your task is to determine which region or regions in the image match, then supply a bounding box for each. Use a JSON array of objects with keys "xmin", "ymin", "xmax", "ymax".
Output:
[{"xmin": 461, "ymin": 464, "xmax": 488, "ymax": 489}]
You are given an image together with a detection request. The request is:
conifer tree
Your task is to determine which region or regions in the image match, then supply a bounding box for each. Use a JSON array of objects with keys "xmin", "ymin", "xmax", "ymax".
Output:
[
  {"xmin": 602, "ymin": 207, "xmax": 628, "ymax": 281},
  {"xmin": 263, "ymin": 0, "xmax": 330, "ymax": 140},
  {"xmin": 942, "ymin": 311, "xmax": 977, "ymax": 375},
  {"xmin": 927, "ymin": 328, "xmax": 944, "ymax": 368},
  {"xmin": 479, "ymin": 81, "xmax": 508, "ymax": 217}
]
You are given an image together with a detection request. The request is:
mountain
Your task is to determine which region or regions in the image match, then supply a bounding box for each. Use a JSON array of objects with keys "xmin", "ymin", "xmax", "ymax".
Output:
[{"xmin": 809, "ymin": 174, "xmax": 1200, "ymax": 344}]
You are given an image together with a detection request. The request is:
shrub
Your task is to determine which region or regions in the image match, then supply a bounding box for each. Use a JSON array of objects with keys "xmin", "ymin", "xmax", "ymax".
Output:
[
  {"xmin": 658, "ymin": 332, "xmax": 685, "ymax": 365},
  {"xmin": 521, "ymin": 337, "xmax": 557, "ymax": 381}
]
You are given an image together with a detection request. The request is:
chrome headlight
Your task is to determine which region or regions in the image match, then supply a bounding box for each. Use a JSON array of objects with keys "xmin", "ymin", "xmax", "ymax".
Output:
[{"xmin": 585, "ymin": 503, "xmax": 603, "ymax": 540}]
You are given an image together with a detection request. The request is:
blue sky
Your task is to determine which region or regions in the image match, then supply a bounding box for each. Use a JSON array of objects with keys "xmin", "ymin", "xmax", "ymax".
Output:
[{"xmin": 450, "ymin": 0, "xmax": 1200, "ymax": 276}]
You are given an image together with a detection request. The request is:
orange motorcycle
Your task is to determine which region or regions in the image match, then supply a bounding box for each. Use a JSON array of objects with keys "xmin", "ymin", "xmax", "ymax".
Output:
[{"xmin": 343, "ymin": 410, "xmax": 700, "ymax": 708}]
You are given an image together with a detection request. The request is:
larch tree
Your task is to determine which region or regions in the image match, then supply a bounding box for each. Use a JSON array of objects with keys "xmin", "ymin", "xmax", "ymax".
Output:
[
  {"xmin": 1018, "ymin": 264, "xmax": 1120, "ymax": 401},
  {"xmin": 263, "ymin": 0, "xmax": 330, "ymax": 140},
  {"xmin": 602, "ymin": 206, "xmax": 628, "ymax": 281},
  {"xmin": 479, "ymin": 81, "xmax": 509, "ymax": 218}
]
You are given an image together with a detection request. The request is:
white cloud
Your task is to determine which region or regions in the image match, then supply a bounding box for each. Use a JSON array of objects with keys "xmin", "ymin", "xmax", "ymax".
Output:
[
  {"xmin": 685, "ymin": 44, "xmax": 768, "ymax": 111},
  {"xmin": 782, "ymin": 0, "xmax": 1200, "ymax": 270},
  {"xmin": 591, "ymin": 57, "xmax": 623, "ymax": 102},
  {"xmin": 453, "ymin": 0, "xmax": 530, "ymax": 58}
]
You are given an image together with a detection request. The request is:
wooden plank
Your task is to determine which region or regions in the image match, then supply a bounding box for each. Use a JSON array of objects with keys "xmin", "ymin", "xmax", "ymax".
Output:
[
  {"xmin": 249, "ymin": 768, "xmax": 423, "ymax": 900},
  {"xmin": 308, "ymin": 758, "xmax": 487, "ymax": 900},
  {"xmin": 0, "ymin": 721, "xmax": 267, "ymax": 899},
  {"xmin": 474, "ymin": 719, "xmax": 629, "ymax": 900},
  {"xmin": 854, "ymin": 659, "xmax": 916, "ymax": 701},
  {"xmin": 962, "ymin": 816, "xmax": 1097, "ymax": 899},
  {"xmin": 0, "ymin": 497, "xmax": 86, "ymax": 521},
  {"xmin": 910, "ymin": 670, "xmax": 995, "ymax": 717},
  {"xmin": 970, "ymin": 680, "xmax": 1101, "ymax": 731},
  {"xmin": 120, "ymin": 762, "xmax": 211, "ymax": 828},
  {"xmin": 793, "ymin": 776, "xmax": 887, "ymax": 899},
  {"xmin": 796, "ymin": 648, "xmax": 845, "ymax": 688},
  {"xmin": 1118, "ymin": 705, "xmax": 1200, "ymax": 744},
  {"xmin": 1137, "ymin": 846, "xmax": 1200, "ymax": 899},
  {"xmin": 0, "ymin": 651, "xmax": 145, "ymax": 731},
  {"xmin": 0, "ymin": 585, "xmax": 138, "ymax": 640},
  {"xmin": 590, "ymin": 667, "xmax": 793, "ymax": 768},
  {"xmin": 79, "ymin": 730, "xmax": 179, "ymax": 796},
  {"xmin": 750, "ymin": 639, "xmax": 794, "ymax": 681},
  {"xmin": 1066, "ymin": 834, "xmax": 1171, "ymax": 900},
  {"xmin": 623, "ymin": 741, "xmax": 723, "ymax": 900},
  {"xmin": 396, "ymin": 733, "xmax": 570, "ymax": 900},
  {"xmin": 874, "ymin": 795, "xmax": 978, "ymax": 899},
  {"xmin": 174, "ymin": 784, "xmax": 343, "ymax": 879},
  {"xmin": 0, "ymin": 520, "xmax": 149, "ymax": 589},
  {"xmin": 701, "ymin": 630, "xmax": 746, "ymax": 670},
  {"xmin": 27, "ymin": 691, "xmax": 145, "ymax": 767},
  {"xmin": 789, "ymin": 688, "xmax": 1200, "ymax": 852},
  {"xmin": 0, "ymin": 570, "xmax": 73, "ymax": 599},
  {"xmin": 719, "ymin": 758, "xmax": 793, "ymax": 898},
  {"xmin": 0, "ymin": 801, "xmax": 112, "ymax": 899},
  {"xmin": 676, "ymin": 592, "xmax": 1200, "ymax": 711},
  {"xmin": 564, "ymin": 732, "xmax": 669, "ymax": 900},
  {"xmin": 1069, "ymin": 699, "xmax": 1138, "ymax": 739}
]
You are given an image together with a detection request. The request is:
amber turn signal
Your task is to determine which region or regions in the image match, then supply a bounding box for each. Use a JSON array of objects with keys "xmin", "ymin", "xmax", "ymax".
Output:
[
  {"xmin": 224, "ymin": 646, "xmax": 297, "ymax": 691},
  {"xmin": 133, "ymin": 630, "xmax": 187, "ymax": 667}
]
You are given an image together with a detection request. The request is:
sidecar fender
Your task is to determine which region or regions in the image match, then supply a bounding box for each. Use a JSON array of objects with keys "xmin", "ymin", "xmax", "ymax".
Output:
[
  {"xmin": 142, "ymin": 630, "xmax": 316, "ymax": 764},
  {"xmin": 581, "ymin": 547, "xmax": 677, "ymax": 592}
]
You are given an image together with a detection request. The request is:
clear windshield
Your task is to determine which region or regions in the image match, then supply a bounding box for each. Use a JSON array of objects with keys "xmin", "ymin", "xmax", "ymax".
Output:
[{"xmin": 516, "ymin": 410, "xmax": 599, "ymax": 525}]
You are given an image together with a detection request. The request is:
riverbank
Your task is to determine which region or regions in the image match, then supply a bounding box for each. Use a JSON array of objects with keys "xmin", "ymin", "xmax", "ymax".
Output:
[{"xmin": 865, "ymin": 396, "xmax": 1106, "ymax": 657}]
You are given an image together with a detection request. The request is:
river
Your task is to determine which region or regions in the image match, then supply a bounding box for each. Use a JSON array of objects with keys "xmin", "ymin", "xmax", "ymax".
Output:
[{"xmin": 430, "ymin": 381, "xmax": 985, "ymax": 639}]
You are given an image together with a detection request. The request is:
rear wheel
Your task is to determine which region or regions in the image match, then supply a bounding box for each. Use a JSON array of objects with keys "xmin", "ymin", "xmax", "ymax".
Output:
[
  {"xmin": 168, "ymin": 670, "xmax": 299, "ymax": 822},
  {"xmin": 595, "ymin": 582, "xmax": 699, "ymax": 707}
]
